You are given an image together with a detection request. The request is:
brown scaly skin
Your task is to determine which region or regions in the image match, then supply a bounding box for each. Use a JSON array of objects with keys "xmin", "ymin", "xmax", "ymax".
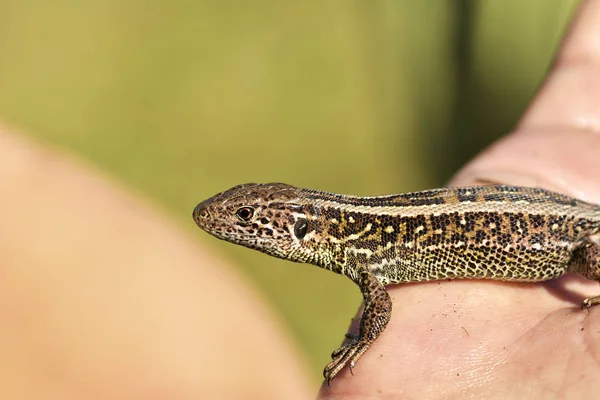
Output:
[{"xmin": 192, "ymin": 183, "xmax": 600, "ymax": 384}]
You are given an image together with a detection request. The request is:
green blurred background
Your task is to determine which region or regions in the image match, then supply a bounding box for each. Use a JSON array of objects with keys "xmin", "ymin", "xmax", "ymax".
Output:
[{"xmin": 0, "ymin": 0, "xmax": 579, "ymax": 380}]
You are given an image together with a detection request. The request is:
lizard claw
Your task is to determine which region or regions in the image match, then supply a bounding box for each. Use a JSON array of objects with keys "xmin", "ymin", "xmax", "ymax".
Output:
[
  {"xmin": 323, "ymin": 339, "xmax": 370, "ymax": 385},
  {"xmin": 582, "ymin": 295, "xmax": 600, "ymax": 311}
]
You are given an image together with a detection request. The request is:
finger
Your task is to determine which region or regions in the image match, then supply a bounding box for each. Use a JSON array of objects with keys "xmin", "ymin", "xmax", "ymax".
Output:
[
  {"xmin": 0, "ymin": 125, "xmax": 313, "ymax": 399},
  {"xmin": 519, "ymin": 0, "xmax": 600, "ymax": 132},
  {"xmin": 451, "ymin": 0, "xmax": 600, "ymax": 200}
]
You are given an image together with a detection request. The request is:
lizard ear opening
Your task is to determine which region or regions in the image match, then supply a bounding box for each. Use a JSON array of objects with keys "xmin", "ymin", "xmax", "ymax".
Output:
[{"xmin": 294, "ymin": 218, "xmax": 308, "ymax": 239}]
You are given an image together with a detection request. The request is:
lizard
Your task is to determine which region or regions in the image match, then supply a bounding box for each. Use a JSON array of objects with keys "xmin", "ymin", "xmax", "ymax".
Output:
[{"xmin": 192, "ymin": 183, "xmax": 600, "ymax": 384}]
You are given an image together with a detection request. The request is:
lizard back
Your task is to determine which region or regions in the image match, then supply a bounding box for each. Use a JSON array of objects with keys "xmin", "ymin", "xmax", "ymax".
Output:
[{"xmin": 298, "ymin": 185, "xmax": 600, "ymax": 284}]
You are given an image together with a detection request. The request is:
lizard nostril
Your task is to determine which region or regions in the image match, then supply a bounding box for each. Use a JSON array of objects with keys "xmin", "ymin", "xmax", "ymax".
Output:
[{"xmin": 193, "ymin": 201, "xmax": 211, "ymax": 223}]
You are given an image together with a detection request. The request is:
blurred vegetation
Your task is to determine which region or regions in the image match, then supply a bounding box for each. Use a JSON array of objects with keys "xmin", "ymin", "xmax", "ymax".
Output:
[{"xmin": 0, "ymin": 0, "xmax": 579, "ymax": 380}]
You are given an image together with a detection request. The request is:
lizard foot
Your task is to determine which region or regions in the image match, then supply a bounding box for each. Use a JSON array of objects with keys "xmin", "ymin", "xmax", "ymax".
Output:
[
  {"xmin": 582, "ymin": 295, "xmax": 600, "ymax": 310},
  {"xmin": 323, "ymin": 339, "xmax": 370, "ymax": 386}
]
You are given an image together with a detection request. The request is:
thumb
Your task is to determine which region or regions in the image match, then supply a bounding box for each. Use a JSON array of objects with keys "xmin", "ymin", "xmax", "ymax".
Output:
[{"xmin": 451, "ymin": 0, "xmax": 600, "ymax": 203}]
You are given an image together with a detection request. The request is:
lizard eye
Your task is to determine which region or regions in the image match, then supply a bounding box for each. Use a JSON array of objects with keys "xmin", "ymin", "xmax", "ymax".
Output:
[
  {"xmin": 236, "ymin": 207, "xmax": 255, "ymax": 222},
  {"xmin": 294, "ymin": 218, "xmax": 308, "ymax": 239}
]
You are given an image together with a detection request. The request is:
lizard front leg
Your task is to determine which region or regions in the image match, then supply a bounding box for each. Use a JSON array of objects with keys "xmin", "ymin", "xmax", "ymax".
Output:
[{"xmin": 323, "ymin": 267, "xmax": 392, "ymax": 385}]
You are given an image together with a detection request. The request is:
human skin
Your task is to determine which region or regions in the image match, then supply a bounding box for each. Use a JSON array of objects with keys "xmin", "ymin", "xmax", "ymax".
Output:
[
  {"xmin": 1, "ymin": 1, "xmax": 599, "ymax": 399},
  {"xmin": 0, "ymin": 128, "xmax": 313, "ymax": 399},
  {"xmin": 319, "ymin": 0, "xmax": 600, "ymax": 398}
]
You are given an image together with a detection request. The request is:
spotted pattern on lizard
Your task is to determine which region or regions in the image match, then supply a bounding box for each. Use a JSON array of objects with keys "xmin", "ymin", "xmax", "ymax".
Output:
[{"xmin": 192, "ymin": 183, "xmax": 600, "ymax": 384}]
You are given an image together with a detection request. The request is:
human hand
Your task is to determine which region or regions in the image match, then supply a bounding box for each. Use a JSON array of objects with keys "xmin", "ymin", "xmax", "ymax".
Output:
[
  {"xmin": 0, "ymin": 126, "xmax": 313, "ymax": 399},
  {"xmin": 319, "ymin": 1, "xmax": 600, "ymax": 398}
]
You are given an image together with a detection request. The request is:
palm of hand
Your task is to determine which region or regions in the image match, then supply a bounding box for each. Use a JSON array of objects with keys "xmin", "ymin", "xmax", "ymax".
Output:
[
  {"xmin": 320, "ymin": 1, "xmax": 600, "ymax": 396},
  {"xmin": 320, "ymin": 277, "xmax": 600, "ymax": 398}
]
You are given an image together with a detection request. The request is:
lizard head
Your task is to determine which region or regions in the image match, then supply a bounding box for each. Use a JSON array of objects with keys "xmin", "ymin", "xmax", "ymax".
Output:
[{"xmin": 193, "ymin": 183, "xmax": 325, "ymax": 263}]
